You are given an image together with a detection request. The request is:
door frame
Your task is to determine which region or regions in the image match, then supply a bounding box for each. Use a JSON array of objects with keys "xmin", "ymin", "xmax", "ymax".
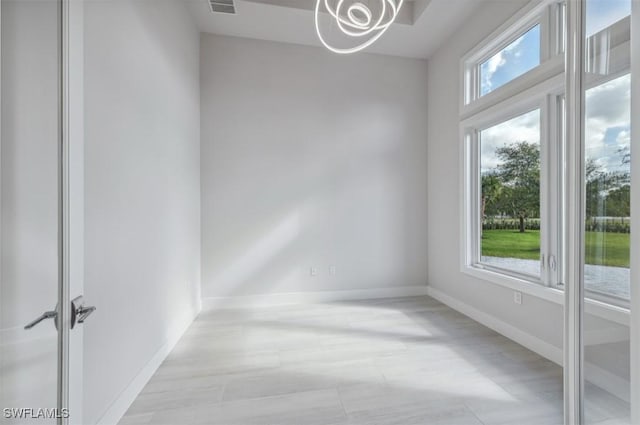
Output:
[
  {"xmin": 565, "ymin": 1, "xmax": 640, "ymax": 424},
  {"xmin": 563, "ymin": 1, "xmax": 586, "ymax": 424},
  {"xmin": 631, "ymin": 1, "xmax": 640, "ymax": 423},
  {"xmin": 63, "ymin": 0, "xmax": 85, "ymax": 423}
]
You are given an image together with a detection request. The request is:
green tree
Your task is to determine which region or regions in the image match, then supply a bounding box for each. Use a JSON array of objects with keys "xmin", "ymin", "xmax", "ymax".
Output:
[
  {"xmin": 481, "ymin": 172, "xmax": 503, "ymax": 219},
  {"xmin": 585, "ymin": 158, "xmax": 630, "ymax": 220},
  {"xmin": 495, "ymin": 141, "xmax": 540, "ymax": 233},
  {"xmin": 605, "ymin": 185, "xmax": 631, "ymax": 218}
]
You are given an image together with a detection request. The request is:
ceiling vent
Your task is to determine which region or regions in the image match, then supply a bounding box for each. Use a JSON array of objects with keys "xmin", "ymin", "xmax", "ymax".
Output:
[{"xmin": 209, "ymin": 0, "xmax": 235, "ymax": 14}]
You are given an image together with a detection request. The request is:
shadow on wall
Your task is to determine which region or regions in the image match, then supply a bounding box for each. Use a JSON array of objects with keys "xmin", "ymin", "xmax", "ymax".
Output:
[
  {"xmin": 130, "ymin": 0, "xmax": 199, "ymax": 97},
  {"xmin": 203, "ymin": 142, "xmax": 419, "ymax": 298}
]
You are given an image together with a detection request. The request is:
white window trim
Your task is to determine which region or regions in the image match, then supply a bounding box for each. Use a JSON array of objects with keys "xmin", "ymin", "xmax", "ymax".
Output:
[
  {"xmin": 460, "ymin": 0, "xmax": 565, "ymax": 117},
  {"xmin": 460, "ymin": 75, "xmax": 563, "ymax": 288},
  {"xmin": 459, "ymin": 0, "xmax": 631, "ymax": 325},
  {"xmin": 461, "ymin": 265, "xmax": 629, "ymax": 326}
]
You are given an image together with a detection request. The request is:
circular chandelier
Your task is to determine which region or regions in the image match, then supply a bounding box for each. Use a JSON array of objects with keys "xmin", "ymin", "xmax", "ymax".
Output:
[{"xmin": 314, "ymin": 0, "xmax": 404, "ymax": 54}]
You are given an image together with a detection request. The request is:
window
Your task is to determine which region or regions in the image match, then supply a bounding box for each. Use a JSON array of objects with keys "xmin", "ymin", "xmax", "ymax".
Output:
[
  {"xmin": 585, "ymin": 0, "xmax": 631, "ymax": 37},
  {"xmin": 462, "ymin": 0, "xmax": 632, "ymax": 308},
  {"xmin": 480, "ymin": 25, "xmax": 541, "ymax": 96},
  {"xmin": 461, "ymin": 0, "xmax": 564, "ymax": 290},
  {"xmin": 480, "ymin": 109, "xmax": 542, "ymax": 278},
  {"xmin": 582, "ymin": 0, "xmax": 631, "ymax": 304},
  {"xmin": 462, "ymin": 1, "xmax": 565, "ymax": 109}
]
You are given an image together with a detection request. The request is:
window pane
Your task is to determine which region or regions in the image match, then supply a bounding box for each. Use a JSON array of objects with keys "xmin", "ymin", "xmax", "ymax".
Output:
[
  {"xmin": 480, "ymin": 25, "xmax": 541, "ymax": 97},
  {"xmin": 480, "ymin": 109, "xmax": 541, "ymax": 277},
  {"xmin": 586, "ymin": 0, "xmax": 631, "ymax": 37},
  {"xmin": 584, "ymin": 73, "xmax": 631, "ymax": 300}
]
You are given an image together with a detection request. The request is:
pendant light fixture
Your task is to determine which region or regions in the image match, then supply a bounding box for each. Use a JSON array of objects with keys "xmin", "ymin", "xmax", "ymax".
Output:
[{"xmin": 315, "ymin": 0, "xmax": 404, "ymax": 54}]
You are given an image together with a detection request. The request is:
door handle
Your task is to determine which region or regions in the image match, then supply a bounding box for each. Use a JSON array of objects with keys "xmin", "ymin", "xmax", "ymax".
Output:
[
  {"xmin": 71, "ymin": 296, "xmax": 96, "ymax": 328},
  {"xmin": 24, "ymin": 297, "xmax": 95, "ymax": 330},
  {"xmin": 548, "ymin": 255, "xmax": 557, "ymax": 271},
  {"xmin": 24, "ymin": 309, "xmax": 58, "ymax": 330},
  {"xmin": 77, "ymin": 306, "xmax": 96, "ymax": 324}
]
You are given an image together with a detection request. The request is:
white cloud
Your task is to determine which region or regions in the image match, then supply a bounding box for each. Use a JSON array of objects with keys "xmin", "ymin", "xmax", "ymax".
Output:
[
  {"xmin": 481, "ymin": 35, "xmax": 525, "ymax": 94},
  {"xmin": 616, "ymin": 130, "xmax": 630, "ymax": 146},
  {"xmin": 585, "ymin": 74, "xmax": 631, "ymax": 173},
  {"xmin": 481, "ymin": 109, "xmax": 540, "ymax": 172}
]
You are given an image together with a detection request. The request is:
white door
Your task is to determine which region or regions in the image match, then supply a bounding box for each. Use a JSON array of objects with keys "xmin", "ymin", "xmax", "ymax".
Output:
[{"xmin": 0, "ymin": 0, "xmax": 87, "ymax": 424}]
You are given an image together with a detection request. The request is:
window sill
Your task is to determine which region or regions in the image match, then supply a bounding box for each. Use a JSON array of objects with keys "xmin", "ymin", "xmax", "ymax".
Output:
[{"xmin": 461, "ymin": 264, "xmax": 629, "ymax": 326}]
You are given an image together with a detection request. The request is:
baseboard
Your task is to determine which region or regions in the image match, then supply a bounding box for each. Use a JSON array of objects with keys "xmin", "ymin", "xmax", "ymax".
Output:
[
  {"xmin": 95, "ymin": 306, "xmax": 200, "ymax": 425},
  {"xmin": 585, "ymin": 362, "xmax": 631, "ymax": 403},
  {"xmin": 426, "ymin": 286, "xmax": 631, "ymax": 403},
  {"xmin": 426, "ymin": 286, "xmax": 563, "ymax": 364},
  {"xmin": 202, "ymin": 286, "xmax": 430, "ymax": 310}
]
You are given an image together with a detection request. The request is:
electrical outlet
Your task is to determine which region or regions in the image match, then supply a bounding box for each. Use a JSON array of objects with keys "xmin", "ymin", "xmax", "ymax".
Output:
[
  {"xmin": 310, "ymin": 267, "xmax": 318, "ymax": 276},
  {"xmin": 329, "ymin": 265, "xmax": 336, "ymax": 276},
  {"xmin": 513, "ymin": 291, "xmax": 522, "ymax": 305}
]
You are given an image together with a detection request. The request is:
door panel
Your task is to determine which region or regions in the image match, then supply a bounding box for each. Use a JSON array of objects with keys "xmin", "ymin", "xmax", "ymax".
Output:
[
  {"xmin": 582, "ymin": 1, "xmax": 632, "ymax": 423},
  {"xmin": 0, "ymin": 0, "xmax": 61, "ymax": 423}
]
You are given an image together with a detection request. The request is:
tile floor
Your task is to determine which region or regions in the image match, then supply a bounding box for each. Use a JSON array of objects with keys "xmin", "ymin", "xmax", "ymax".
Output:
[{"xmin": 120, "ymin": 296, "xmax": 629, "ymax": 425}]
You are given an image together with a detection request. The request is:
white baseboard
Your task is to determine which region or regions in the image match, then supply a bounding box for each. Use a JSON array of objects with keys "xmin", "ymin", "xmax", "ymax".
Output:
[
  {"xmin": 426, "ymin": 286, "xmax": 630, "ymax": 403},
  {"xmin": 96, "ymin": 307, "xmax": 200, "ymax": 425},
  {"xmin": 202, "ymin": 286, "xmax": 430, "ymax": 310},
  {"xmin": 426, "ymin": 286, "xmax": 563, "ymax": 364},
  {"xmin": 585, "ymin": 362, "xmax": 631, "ymax": 403}
]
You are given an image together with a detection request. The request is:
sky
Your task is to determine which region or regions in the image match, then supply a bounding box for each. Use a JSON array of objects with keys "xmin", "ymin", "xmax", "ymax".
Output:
[
  {"xmin": 586, "ymin": 0, "xmax": 631, "ymax": 36},
  {"xmin": 480, "ymin": 109, "xmax": 540, "ymax": 174},
  {"xmin": 585, "ymin": 74, "xmax": 631, "ymax": 174},
  {"xmin": 481, "ymin": 0, "xmax": 631, "ymax": 177},
  {"xmin": 480, "ymin": 25, "xmax": 540, "ymax": 96}
]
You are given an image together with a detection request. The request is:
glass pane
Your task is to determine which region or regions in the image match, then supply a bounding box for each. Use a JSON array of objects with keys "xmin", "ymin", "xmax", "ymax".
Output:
[
  {"xmin": 480, "ymin": 109, "xmax": 541, "ymax": 277},
  {"xmin": 586, "ymin": 0, "xmax": 631, "ymax": 37},
  {"xmin": 583, "ymin": 0, "xmax": 631, "ymax": 423},
  {"xmin": 585, "ymin": 73, "xmax": 631, "ymax": 300},
  {"xmin": 480, "ymin": 25, "xmax": 541, "ymax": 96},
  {"xmin": 0, "ymin": 1, "xmax": 61, "ymax": 422}
]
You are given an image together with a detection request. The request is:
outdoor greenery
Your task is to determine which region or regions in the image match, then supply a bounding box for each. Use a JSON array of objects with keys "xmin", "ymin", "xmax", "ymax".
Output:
[
  {"xmin": 482, "ymin": 217, "xmax": 629, "ymax": 234},
  {"xmin": 483, "ymin": 143, "xmax": 630, "ymax": 228},
  {"xmin": 481, "ymin": 229, "xmax": 540, "ymax": 260},
  {"xmin": 481, "ymin": 141, "xmax": 631, "ymax": 268},
  {"xmin": 586, "ymin": 157, "xmax": 631, "ymax": 219},
  {"xmin": 482, "ymin": 141, "xmax": 540, "ymax": 233},
  {"xmin": 482, "ymin": 230, "xmax": 630, "ymax": 268}
]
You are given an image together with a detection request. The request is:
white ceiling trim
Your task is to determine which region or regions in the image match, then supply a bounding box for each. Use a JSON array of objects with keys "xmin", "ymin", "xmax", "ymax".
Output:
[{"xmin": 188, "ymin": 0, "xmax": 488, "ymax": 59}]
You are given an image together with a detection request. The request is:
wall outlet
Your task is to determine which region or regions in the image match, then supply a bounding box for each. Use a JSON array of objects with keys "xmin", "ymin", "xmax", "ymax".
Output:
[
  {"xmin": 310, "ymin": 267, "xmax": 318, "ymax": 276},
  {"xmin": 329, "ymin": 265, "xmax": 336, "ymax": 276},
  {"xmin": 513, "ymin": 291, "xmax": 522, "ymax": 305}
]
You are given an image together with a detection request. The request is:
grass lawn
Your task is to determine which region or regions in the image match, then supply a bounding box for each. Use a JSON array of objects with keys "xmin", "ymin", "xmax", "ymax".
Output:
[{"xmin": 481, "ymin": 229, "xmax": 630, "ymax": 268}]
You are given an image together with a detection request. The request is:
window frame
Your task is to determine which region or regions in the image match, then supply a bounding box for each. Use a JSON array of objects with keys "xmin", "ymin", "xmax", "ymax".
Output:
[
  {"xmin": 460, "ymin": 0, "xmax": 632, "ymax": 314},
  {"xmin": 460, "ymin": 0, "xmax": 565, "ymax": 119},
  {"xmin": 460, "ymin": 0, "xmax": 565, "ymax": 296},
  {"xmin": 461, "ymin": 74, "xmax": 564, "ymax": 292}
]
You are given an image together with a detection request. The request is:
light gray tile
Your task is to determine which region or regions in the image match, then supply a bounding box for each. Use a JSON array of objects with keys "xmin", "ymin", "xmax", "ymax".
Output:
[
  {"xmin": 154, "ymin": 389, "xmax": 347, "ymax": 425},
  {"xmin": 118, "ymin": 413, "xmax": 153, "ymax": 425},
  {"xmin": 339, "ymin": 382, "xmax": 476, "ymax": 425},
  {"xmin": 120, "ymin": 296, "xmax": 621, "ymax": 425},
  {"xmin": 465, "ymin": 394, "xmax": 564, "ymax": 425},
  {"xmin": 126, "ymin": 386, "xmax": 224, "ymax": 415}
]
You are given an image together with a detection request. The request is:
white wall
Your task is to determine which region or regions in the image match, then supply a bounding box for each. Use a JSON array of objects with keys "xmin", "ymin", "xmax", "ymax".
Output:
[
  {"xmin": 425, "ymin": 0, "xmax": 565, "ymax": 349},
  {"xmin": 200, "ymin": 34, "xmax": 428, "ymax": 302},
  {"xmin": 83, "ymin": 1, "xmax": 201, "ymax": 423}
]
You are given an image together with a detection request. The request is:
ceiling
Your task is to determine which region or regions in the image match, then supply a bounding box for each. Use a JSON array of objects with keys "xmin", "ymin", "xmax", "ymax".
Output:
[{"xmin": 187, "ymin": 0, "xmax": 486, "ymax": 59}]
